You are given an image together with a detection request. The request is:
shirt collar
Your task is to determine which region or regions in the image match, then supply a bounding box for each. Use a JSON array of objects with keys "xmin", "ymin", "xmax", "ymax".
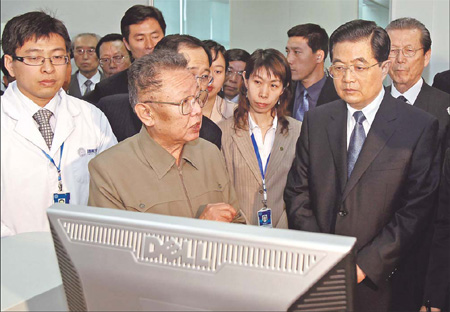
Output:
[
  {"xmin": 77, "ymin": 70, "xmax": 101, "ymax": 85},
  {"xmin": 12, "ymin": 81, "xmax": 62, "ymax": 118},
  {"xmin": 390, "ymin": 78, "xmax": 423, "ymax": 104},
  {"xmin": 298, "ymin": 73, "xmax": 327, "ymax": 101},
  {"xmin": 137, "ymin": 126, "xmax": 200, "ymax": 179},
  {"xmin": 346, "ymin": 87, "xmax": 384, "ymax": 127},
  {"xmin": 248, "ymin": 112, "xmax": 278, "ymax": 134}
]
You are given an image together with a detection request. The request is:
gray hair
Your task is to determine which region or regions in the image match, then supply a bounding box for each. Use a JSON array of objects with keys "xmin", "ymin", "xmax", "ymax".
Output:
[
  {"xmin": 128, "ymin": 49, "xmax": 188, "ymax": 109},
  {"xmin": 386, "ymin": 17, "xmax": 431, "ymax": 53},
  {"xmin": 71, "ymin": 33, "xmax": 101, "ymax": 50}
]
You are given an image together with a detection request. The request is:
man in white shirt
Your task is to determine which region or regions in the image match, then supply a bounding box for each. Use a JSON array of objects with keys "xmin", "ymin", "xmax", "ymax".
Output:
[
  {"xmin": 284, "ymin": 19, "xmax": 440, "ymax": 311},
  {"xmin": 68, "ymin": 33, "xmax": 104, "ymax": 98},
  {"xmin": 1, "ymin": 11, "xmax": 117, "ymax": 237}
]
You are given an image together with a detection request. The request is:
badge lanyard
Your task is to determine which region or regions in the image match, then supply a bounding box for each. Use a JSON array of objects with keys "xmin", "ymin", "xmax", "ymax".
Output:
[
  {"xmin": 41, "ymin": 142, "xmax": 65, "ymax": 192},
  {"xmin": 251, "ymin": 133, "xmax": 272, "ymax": 206}
]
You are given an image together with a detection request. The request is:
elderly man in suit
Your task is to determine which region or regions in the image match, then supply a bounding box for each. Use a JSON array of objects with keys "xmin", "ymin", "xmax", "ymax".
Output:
[
  {"xmin": 68, "ymin": 33, "xmax": 104, "ymax": 98},
  {"xmin": 88, "ymin": 49, "xmax": 245, "ymax": 224},
  {"xmin": 284, "ymin": 19, "xmax": 441, "ymax": 311},
  {"xmin": 385, "ymin": 18, "xmax": 450, "ymax": 311},
  {"xmin": 285, "ymin": 23, "xmax": 340, "ymax": 121}
]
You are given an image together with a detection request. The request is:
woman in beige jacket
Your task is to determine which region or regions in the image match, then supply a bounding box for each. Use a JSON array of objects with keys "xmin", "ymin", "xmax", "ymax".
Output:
[{"xmin": 219, "ymin": 49, "xmax": 301, "ymax": 228}]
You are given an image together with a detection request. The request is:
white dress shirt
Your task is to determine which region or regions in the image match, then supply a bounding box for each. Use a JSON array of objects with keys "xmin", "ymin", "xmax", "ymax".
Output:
[
  {"xmin": 248, "ymin": 113, "xmax": 278, "ymax": 171},
  {"xmin": 346, "ymin": 88, "xmax": 384, "ymax": 149},
  {"xmin": 390, "ymin": 78, "xmax": 423, "ymax": 105},
  {"xmin": 77, "ymin": 70, "xmax": 101, "ymax": 95}
]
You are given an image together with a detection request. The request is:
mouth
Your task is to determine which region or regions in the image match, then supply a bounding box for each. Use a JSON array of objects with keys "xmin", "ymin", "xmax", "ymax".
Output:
[
  {"xmin": 190, "ymin": 121, "xmax": 202, "ymax": 132},
  {"xmin": 255, "ymin": 102, "xmax": 270, "ymax": 109},
  {"xmin": 39, "ymin": 80, "xmax": 57, "ymax": 86},
  {"xmin": 207, "ymin": 86, "xmax": 214, "ymax": 93},
  {"xmin": 343, "ymin": 88, "xmax": 358, "ymax": 93}
]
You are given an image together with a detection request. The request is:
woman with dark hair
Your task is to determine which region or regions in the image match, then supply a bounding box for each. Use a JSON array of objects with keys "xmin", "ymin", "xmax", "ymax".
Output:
[
  {"xmin": 202, "ymin": 40, "xmax": 236, "ymax": 123},
  {"xmin": 219, "ymin": 49, "xmax": 301, "ymax": 228}
]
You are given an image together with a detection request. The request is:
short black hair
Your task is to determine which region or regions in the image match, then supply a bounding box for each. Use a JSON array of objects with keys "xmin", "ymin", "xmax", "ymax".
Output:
[
  {"xmin": 386, "ymin": 17, "xmax": 431, "ymax": 53},
  {"xmin": 128, "ymin": 49, "xmax": 187, "ymax": 109},
  {"xmin": 287, "ymin": 23, "xmax": 329, "ymax": 60},
  {"xmin": 121, "ymin": 5, "xmax": 166, "ymax": 42},
  {"xmin": 329, "ymin": 19, "xmax": 390, "ymax": 63},
  {"xmin": 154, "ymin": 34, "xmax": 212, "ymax": 66},
  {"xmin": 224, "ymin": 48, "xmax": 250, "ymax": 65},
  {"xmin": 2, "ymin": 11, "xmax": 71, "ymax": 56},
  {"xmin": 203, "ymin": 39, "xmax": 227, "ymax": 69},
  {"xmin": 96, "ymin": 33, "xmax": 132, "ymax": 59}
]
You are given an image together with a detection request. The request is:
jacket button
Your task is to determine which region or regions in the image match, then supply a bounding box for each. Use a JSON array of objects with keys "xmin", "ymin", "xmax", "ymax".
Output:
[
  {"xmin": 259, "ymin": 190, "xmax": 263, "ymax": 194},
  {"xmin": 338, "ymin": 210, "xmax": 348, "ymax": 217}
]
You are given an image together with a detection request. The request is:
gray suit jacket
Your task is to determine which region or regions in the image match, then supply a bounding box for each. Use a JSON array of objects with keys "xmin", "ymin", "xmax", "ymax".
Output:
[
  {"xmin": 219, "ymin": 116, "xmax": 301, "ymax": 228},
  {"xmin": 68, "ymin": 70, "xmax": 104, "ymax": 99}
]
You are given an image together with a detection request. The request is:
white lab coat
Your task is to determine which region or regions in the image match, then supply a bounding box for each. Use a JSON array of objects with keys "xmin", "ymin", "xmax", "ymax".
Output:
[{"xmin": 1, "ymin": 82, "xmax": 117, "ymax": 237}]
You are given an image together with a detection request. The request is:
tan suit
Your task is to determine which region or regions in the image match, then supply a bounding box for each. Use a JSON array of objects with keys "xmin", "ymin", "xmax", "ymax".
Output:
[
  {"xmin": 219, "ymin": 116, "xmax": 301, "ymax": 227},
  {"xmin": 88, "ymin": 127, "xmax": 245, "ymax": 223}
]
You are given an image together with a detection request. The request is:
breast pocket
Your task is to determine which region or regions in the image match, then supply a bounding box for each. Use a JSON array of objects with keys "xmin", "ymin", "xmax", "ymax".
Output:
[{"xmin": 72, "ymin": 147, "xmax": 98, "ymax": 184}]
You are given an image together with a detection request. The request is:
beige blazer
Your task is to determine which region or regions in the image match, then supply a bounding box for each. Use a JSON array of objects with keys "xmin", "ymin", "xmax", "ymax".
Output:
[{"xmin": 219, "ymin": 116, "xmax": 301, "ymax": 228}]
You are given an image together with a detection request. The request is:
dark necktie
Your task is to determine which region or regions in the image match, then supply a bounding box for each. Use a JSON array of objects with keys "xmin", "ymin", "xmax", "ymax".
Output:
[
  {"xmin": 397, "ymin": 95, "xmax": 408, "ymax": 103},
  {"xmin": 347, "ymin": 111, "xmax": 366, "ymax": 178},
  {"xmin": 295, "ymin": 90, "xmax": 309, "ymax": 121},
  {"xmin": 84, "ymin": 80, "xmax": 93, "ymax": 96},
  {"xmin": 33, "ymin": 109, "xmax": 54, "ymax": 149}
]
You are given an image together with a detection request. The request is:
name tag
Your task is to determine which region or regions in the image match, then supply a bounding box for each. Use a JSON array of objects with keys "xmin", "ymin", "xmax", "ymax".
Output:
[{"xmin": 257, "ymin": 208, "xmax": 272, "ymax": 228}]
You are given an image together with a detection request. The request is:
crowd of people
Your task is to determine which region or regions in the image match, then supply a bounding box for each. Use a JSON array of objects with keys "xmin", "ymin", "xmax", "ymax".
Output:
[{"xmin": 1, "ymin": 4, "xmax": 449, "ymax": 312}]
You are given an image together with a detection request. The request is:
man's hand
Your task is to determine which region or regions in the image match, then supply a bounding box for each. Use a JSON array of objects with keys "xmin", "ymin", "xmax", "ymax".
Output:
[
  {"xmin": 199, "ymin": 203, "xmax": 237, "ymax": 222},
  {"xmin": 356, "ymin": 265, "xmax": 366, "ymax": 283}
]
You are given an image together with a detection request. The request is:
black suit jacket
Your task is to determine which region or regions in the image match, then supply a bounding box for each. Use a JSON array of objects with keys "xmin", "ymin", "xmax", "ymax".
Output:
[
  {"xmin": 83, "ymin": 69, "xmax": 129, "ymax": 104},
  {"xmin": 96, "ymin": 94, "xmax": 222, "ymax": 149},
  {"xmin": 287, "ymin": 76, "xmax": 340, "ymax": 117},
  {"xmin": 432, "ymin": 69, "xmax": 450, "ymax": 95},
  {"xmin": 284, "ymin": 92, "xmax": 441, "ymax": 311}
]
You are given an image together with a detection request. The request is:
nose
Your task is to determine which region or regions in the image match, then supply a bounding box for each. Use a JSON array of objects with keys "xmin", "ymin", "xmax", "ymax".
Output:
[
  {"xmin": 286, "ymin": 51, "xmax": 293, "ymax": 64},
  {"xmin": 395, "ymin": 50, "xmax": 406, "ymax": 63},
  {"xmin": 342, "ymin": 67, "xmax": 356, "ymax": 83},
  {"xmin": 259, "ymin": 84, "xmax": 269, "ymax": 98},
  {"xmin": 190, "ymin": 98, "xmax": 202, "ymax": 116},
  {"xmin": 41, "ymin": 58, "xmax": 56, "ymax": 73},
  {"xmin": 144, "ymin": 37, "xmax": 155, "ymax": 51}
]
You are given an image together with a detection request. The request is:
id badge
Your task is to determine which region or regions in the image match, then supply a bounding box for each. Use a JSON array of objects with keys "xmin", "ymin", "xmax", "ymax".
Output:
[
  {"xmin": 257, "ymin": 208, "xmax": 272, "ymax": 228},
  {"xmin": 53, "ymin": 192, "xmax": 70, "ymax": 204}
]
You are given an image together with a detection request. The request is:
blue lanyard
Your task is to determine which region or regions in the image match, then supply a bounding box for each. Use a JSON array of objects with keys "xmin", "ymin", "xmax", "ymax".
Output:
[
  {"xmin": 251, "ymin": 133, "xmax": 270, "ymax": 207},
  {"xmin": 41, "ymin": 143, "xmax": 64, "ymax": 191}
]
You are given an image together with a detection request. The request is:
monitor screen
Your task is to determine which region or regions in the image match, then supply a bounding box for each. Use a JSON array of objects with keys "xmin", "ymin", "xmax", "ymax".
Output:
[{"xmin": 47, "ymin": 203, "xmax": 356, "ymax": 311}]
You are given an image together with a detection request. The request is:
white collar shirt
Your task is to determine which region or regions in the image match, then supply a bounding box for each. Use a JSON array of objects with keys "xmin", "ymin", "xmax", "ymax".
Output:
[
  {"xmin": 77, "ymin": 70, "xmax": 101, "ymax": 95},
  {"xmin": 346, "ymin": 88, "xmax": 384, "ymax": 149},
  {"xmin": 390, "ymin": 78, "xmax": 423, "ymax": 105},
  {"xmin": 248, "ymin": 113, "xmax": 278, "ymax": 173}
]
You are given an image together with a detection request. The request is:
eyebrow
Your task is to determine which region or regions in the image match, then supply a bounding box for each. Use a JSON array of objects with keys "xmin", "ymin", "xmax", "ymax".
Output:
[
  {"xmin": 333, "ymin": 57, "xmax": 369, "ymax": 64},
  {"xmin": 24, "ymin": 47, "xmax": 66, "ymax": 53},
  {"xmin": 253, "ymin": 74, "xmax": 281, "ymax": 82}
]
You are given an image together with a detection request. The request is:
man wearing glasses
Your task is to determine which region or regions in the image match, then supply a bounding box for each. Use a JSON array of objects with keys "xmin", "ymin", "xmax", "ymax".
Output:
[
  {"xmin": 223, "ymin": 49, "xmax": 250, "ymax": 103},
  {"xmin": 96, "ymin": 33, "xmax": 132, "ymax": 78},
  {"xmin": 1, "ymin": 11, "xmax": 117, "ymax": 237},
  {"xmin": 284, "ymin": 20, "xmax": 440, "ymax": 311},
  {"xmin": 68, "ymin": 33, "xmax": 104, "ymax": 98},
  {"xmin": 88, "ymin": 50, "xmax": 245, "ymax": 224},
  {"xmin": 386, "ymin": 17, "xmax": 450, "ymax": 312}
]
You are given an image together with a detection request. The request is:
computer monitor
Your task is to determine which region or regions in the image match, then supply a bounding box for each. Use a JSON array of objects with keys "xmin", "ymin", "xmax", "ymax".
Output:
[{"xmin": 47, "ymin": 203, "xmax": 356, "ymax": 311}]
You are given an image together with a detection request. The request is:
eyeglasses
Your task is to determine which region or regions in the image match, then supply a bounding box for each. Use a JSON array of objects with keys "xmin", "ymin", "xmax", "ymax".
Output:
[
  {"xmin": 143, "ymin": 90, "xmax": 208, "ymax": 115},
  {"xmin": 226, "ymin": 68, "xmax": 244, "ymax": 78},
  {"xmin": 196, "ymin": 74, "xmax": 214, "ymax": 87},
  {"xmin": 389, "ymin": 46, "xmax": 424, "ymax": 58},
  {"xmin": 99, "ymin": 55, "xmax": 128, "ymax": 66},
  {"xmin": 329, "ymin": 62, "xmax": 381, "ymax": 79},
  {"xmin": 74, "ymin": 48, "xmax": 96, "ymax": 56},
  {"xmin": 12, "ymin": 55, "xmax": 69, "ymax": 66}
]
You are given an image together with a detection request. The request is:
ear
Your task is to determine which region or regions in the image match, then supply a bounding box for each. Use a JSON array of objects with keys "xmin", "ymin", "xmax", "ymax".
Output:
[
  {"xmin": 4, "ymin": 55, "xmax": 16, "ymax": 78},
  {"xmin": 380, "ymin": 59, "xmax": 392, "ymax": 80},
  {"xmin": 134, "ymin": 103, "xmax": 155, "ymax": 127},
  {"xmin": 243, "ymin": 71, "xmax": 249, "ymax": 89},
  {"xmin": 123, "ymin": 38, "xmax": 132, "ymax": 52},
  {"xmin": 423, "ymin": 48, "xmax": 431, "ymax": 68},
  {"xmin": 315, "ymin": 50, "xmax": 325, "ymax": 63}
]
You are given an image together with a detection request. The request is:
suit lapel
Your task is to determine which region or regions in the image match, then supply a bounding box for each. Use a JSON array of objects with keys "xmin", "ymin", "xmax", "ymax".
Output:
[
  {"xmin": 326, "ymin": 101, "xmax": 348, "ymax": 194},
  {"xmin": 265, "ymin": 124, "xmax": 291, "ymax": 181},
  {"xmin": 413, "ymin": 81, "xmax": 431, "ymax": 111},
  {"xmin": 231, "ymin": 128, "xmax": 262, "ymax": 183},
  {"xmin": 342, "ymin": 94, "xmax": 399, "ymax": 201}
]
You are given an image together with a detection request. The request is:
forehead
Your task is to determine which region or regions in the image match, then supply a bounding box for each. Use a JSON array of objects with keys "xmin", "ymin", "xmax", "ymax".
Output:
[
  {"xmin": 212, "ymin": 51, "xmax": 225, "ymax": 66},
  {"xmin": 74, "ymin": 35, "xmax": 98, "ymax": 47},
  {"xmin": 178, "ymin": 46, "xmax": 209, "ymax": 73},
  {"xmin": 332, "ymin": 38, "xmax": 375, "ymax": 62},
  {"xmin": 252, "ymin": 67, "xmax": 281, "ymax": 81},
  {"xmin": 99, "ymin": 40, "xmax": 127, "ymax": 54},
  {"xmin": 229, "ymin": 60, "xmax": 246, "ymax": 70},
  {"xmin": 388, "ymin": 28, "xmax": 422, "ymax": 46},
  {"xmin": 287, "ymin": 36, "xmax": 310, "ymax": 49},
  {"xmin": 18, "ymin": 33, "xmax": 67, "ymax": 53},
  {"xmin": 129, "ymin": 18, "xmax": 163, "ymax": 34}
]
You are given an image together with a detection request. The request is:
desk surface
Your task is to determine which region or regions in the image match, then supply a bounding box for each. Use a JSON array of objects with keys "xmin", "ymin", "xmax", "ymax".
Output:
[{"xmin": 1, "ymin": 232, "xmax": 68, "ymax": 311}]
